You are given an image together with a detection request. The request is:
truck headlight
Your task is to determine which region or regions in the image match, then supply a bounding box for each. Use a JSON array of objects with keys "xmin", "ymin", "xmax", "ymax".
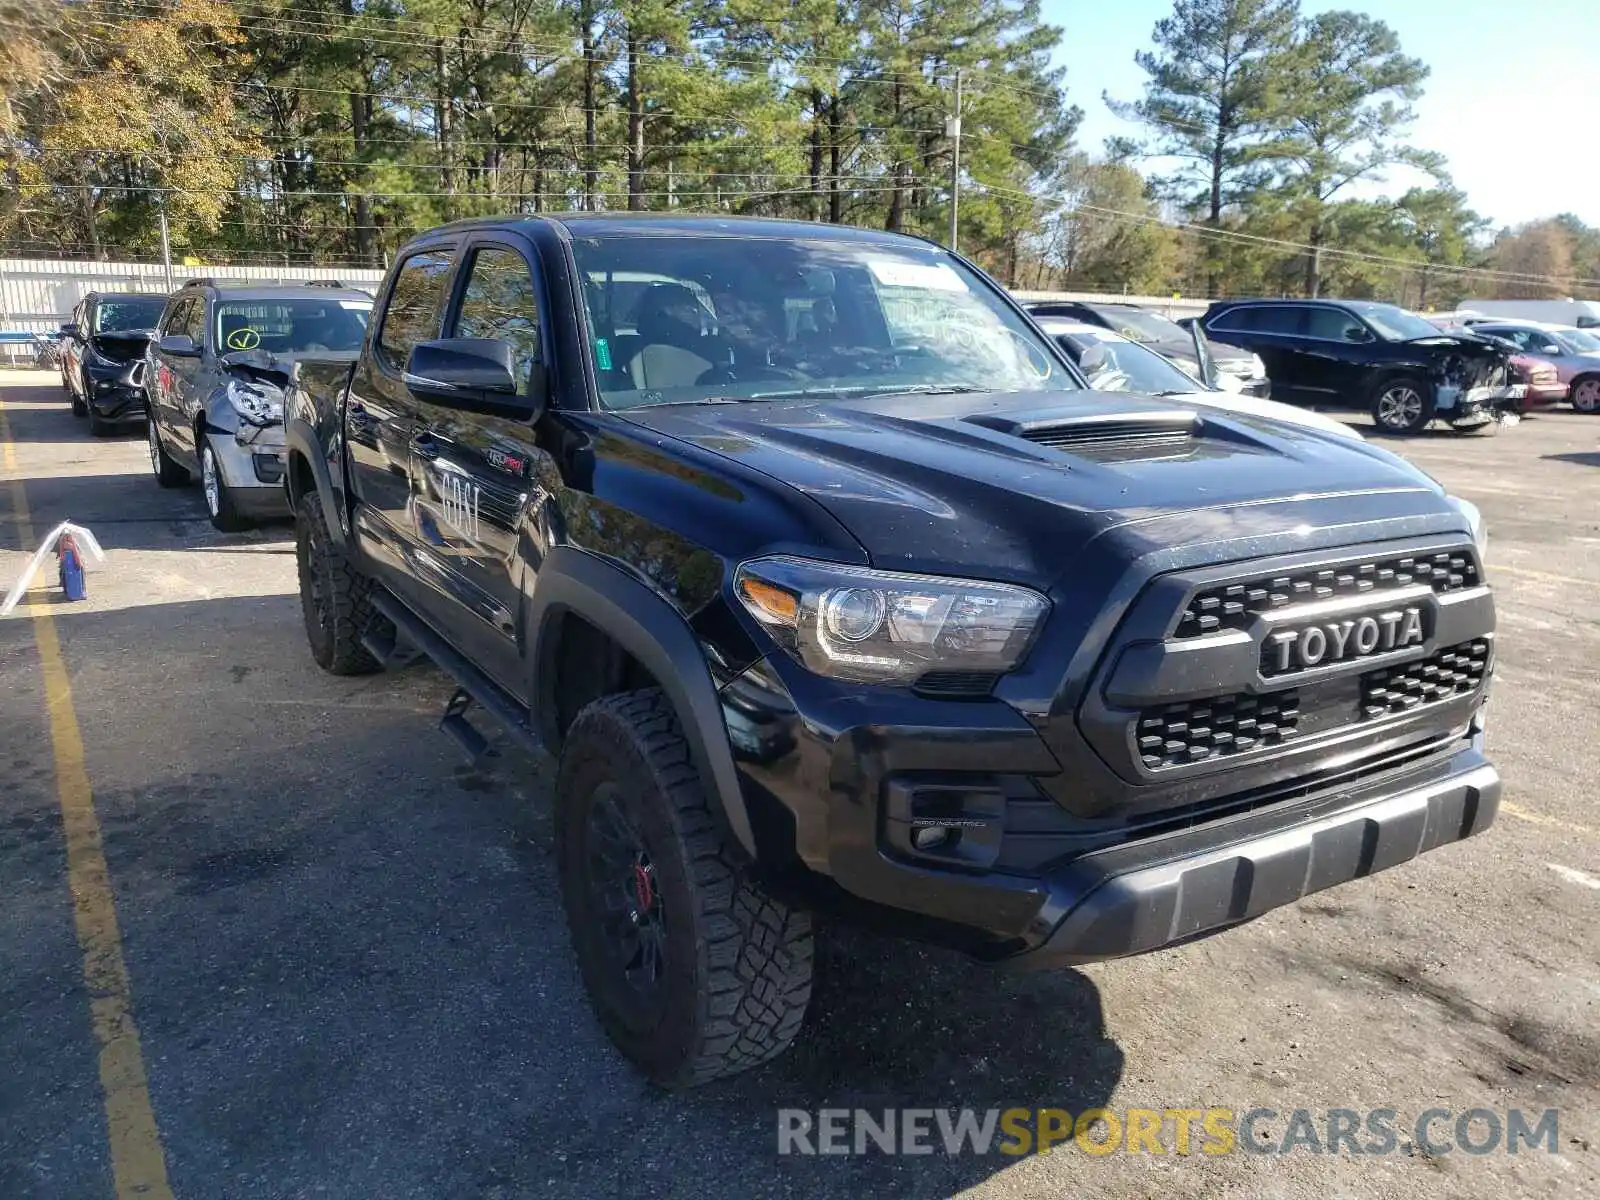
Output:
[
  {"xmin": 226, "ymin": 378, "xmax": 283, "ymax": 426},
  {"xmin": 734, "ymin": 556, "xmax": 1049, "ymax": 684},
  {"xmin": 1448, "ymin": 495, "xmax": 1487, "ymax": 561}
]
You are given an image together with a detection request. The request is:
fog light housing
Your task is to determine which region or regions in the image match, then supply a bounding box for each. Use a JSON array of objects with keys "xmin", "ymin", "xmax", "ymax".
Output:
[{"xmin": 252, "ymin": 453, "xmax": 284, "ymax": 484}]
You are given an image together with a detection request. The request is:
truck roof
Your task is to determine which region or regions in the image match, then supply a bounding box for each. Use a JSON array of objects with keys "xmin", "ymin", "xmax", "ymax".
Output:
[{"xmin": 416, "ymin": 212, "xmax": 937, "ymax": 248}]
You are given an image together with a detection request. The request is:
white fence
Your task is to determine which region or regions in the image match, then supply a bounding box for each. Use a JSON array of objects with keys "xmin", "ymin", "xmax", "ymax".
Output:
[{"xmin": 0, "ymin": 257, "xmax": 387, "ymax": 340}]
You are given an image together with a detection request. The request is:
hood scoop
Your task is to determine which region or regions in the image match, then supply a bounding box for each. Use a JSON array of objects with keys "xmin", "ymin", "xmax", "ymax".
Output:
[{"xmin": 964, "ymin": 408, "xmax": 1200, "ymax": 462}]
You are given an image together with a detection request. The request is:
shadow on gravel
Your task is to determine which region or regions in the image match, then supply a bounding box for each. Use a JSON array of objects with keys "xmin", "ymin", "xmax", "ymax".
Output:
[
  {"xmin": 1, "ymin": 593, "xmax": 1122, "ymax": 1200},
  {"xmin": 1543, "ymin": 451, "xmax": 1600, "ymax": 468}
]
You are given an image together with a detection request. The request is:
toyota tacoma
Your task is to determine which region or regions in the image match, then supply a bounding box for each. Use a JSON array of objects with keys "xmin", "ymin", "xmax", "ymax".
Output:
[{"xmin": 283, "ymin": 216, "xmax": 1499, "ymax": 1088}]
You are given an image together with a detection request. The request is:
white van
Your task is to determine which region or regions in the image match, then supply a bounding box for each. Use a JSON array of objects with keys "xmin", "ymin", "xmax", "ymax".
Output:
[{"xmin": 1458, "ymin": 299, "xmax": 1600, "ymax": 328}]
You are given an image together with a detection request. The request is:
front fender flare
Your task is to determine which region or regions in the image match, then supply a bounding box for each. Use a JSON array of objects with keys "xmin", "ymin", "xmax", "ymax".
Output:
[
  {"xmin": 284, "ymin": 416, "xmax": 347, "ymax": 547},
  {"xmin": 528, "ymin": 547, "xmax": 755, "ymax": 857}
]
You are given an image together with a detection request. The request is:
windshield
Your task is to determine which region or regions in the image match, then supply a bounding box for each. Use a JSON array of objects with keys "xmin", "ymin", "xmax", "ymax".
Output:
[
  {"xmin": 93, "ymin": 297, "xmax": 166, "ymax": 334},
  {"xmin": 1554, "ymin": 327, "xmax": 1600, "ymax": 353},
  {"xmin": 1056, "ymin": 331, "xmax": 1199, "ymax": 395},
  {"xmin": 1095, "ymin": 306, "xmax": 1185, "ymax": 345},
  {"xmin": 1349, "ymin": 303, "xmax": 1443, "ymax": 342},
  {"xmin": 569, "ymin": 235, "xmax": 1074, "ymax": 408},
  {"xmin": 215, "ymin": 298, "xmax": 371, "ymax": 354}
]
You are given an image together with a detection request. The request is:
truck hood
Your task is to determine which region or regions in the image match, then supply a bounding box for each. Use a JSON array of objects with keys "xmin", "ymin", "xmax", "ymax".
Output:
[{"xmin": 618, "ymin": 389, "xmax": 1447, "ymax": 590}]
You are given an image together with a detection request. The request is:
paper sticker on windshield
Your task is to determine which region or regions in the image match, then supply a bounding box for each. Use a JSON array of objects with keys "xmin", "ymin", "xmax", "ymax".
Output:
[
  {"xmin": 866, "ymin": 259, "xmax": 968, "ymax": 292},
  {"xmin": 338, "ymin": 300, "xmax": 372, "ymax": 310}
]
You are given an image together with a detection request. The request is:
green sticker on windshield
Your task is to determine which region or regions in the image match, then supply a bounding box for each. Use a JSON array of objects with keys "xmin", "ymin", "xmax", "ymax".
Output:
[{"xmin": 595, "ymin": 337, "xmax": 613, "ymax": 370}]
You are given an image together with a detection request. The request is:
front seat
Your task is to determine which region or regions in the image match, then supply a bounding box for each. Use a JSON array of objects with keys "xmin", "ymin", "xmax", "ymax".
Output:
[{"xmin": 628, "ymin": 284, "xmax": 717, "ymax": 389}]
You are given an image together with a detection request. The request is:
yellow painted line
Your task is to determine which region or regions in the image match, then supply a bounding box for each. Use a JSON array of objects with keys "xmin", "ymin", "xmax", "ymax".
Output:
[
  {"xmin": 1490, "ymin": 563, "xmax": 1596, "ymax": 589},
  {"xmin": 1502, "ymin": 801, "xmax": 1599, "ymax": 839},
  {"xmin": 0, "ymin": 397, "xmax": 174, "ymax": 1200}
]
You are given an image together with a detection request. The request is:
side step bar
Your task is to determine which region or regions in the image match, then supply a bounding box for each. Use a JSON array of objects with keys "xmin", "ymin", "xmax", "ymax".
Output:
[{"xmin": 370, "ymin": 591, "xmax": 545, "ymax": 763}]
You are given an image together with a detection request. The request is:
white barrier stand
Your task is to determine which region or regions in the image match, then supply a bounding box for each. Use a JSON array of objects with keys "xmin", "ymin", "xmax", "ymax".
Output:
[{"xmin": 1, "ymin": 520, "xmax": 106, "ymax": 617}]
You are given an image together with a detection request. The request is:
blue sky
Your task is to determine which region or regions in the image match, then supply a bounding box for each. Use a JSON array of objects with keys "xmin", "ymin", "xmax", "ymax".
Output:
[{"xmin": 1039, "ymin": 0, "xmax": 1597, "ymax": 229}]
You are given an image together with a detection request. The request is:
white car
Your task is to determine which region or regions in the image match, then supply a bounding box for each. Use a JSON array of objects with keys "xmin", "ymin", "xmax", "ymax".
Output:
[{"xmin": 1036, "ymin": 318, "xmax": 1362, "ymax": 440}]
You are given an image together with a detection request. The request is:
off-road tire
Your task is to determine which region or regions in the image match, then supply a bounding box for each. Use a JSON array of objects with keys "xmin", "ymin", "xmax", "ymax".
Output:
[
  {"xmin": 296, "ymin": 489, "xmax": 383, "ymax": 675},
  {"xmin": 556, "ymin": 688, "xmax": 814, "ymax": 1089},
  {"xmin": 1370, "ymin": 375, "xmax": 1434, "ymax": 434},
  {"xmin": 148, "ymin": 416, "xmax": 189, "ymax": 487}
]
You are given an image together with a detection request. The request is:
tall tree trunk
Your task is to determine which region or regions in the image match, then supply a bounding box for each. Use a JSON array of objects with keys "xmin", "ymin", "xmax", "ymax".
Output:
[
  {"xmin": 1303, "ymin": 219, "xmax": 1323, "ymax": 297},
  {"xmin": 885, "ymin": 82, "xmax": 904, "ymax": 232},
  {"xmin": 625, "ymin": 28, "xmax": 644, "ymax": 211},
  {"xmin": 827, "ymin": 93, "xmax": 842, "ymax": 223},
  {"xmin": 581, "ymin": 1, "xmax": 597, "ymax": 211},
  {"xmin": 82, "ymin": 189, "xmax": 102, "ymax": 260},
  {"xmin": 350, "ymin": 87, "xmax": 373, "ymax": 265},
  {"xmin": 435, "ymin": 39, "xmax": 455, "ymax": 197},
  {"xmin": 808, "ymin": 89, "xmax": 824, "ymax": 222}
]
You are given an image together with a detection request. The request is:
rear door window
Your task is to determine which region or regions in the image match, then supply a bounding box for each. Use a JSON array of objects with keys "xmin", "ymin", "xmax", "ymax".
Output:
[
  {"xmin": 378, "ymin": 249, "xmax": 457, "ymax": 371},
  {"xmin": 1306, "ymin": 307, "xmax": 1369, "ymax": 341}
]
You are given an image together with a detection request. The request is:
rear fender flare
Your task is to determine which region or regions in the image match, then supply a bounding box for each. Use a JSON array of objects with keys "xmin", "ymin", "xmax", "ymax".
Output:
[{"xmin": 528, "ymin": 546, "xmax": 754, "ymax": 857}]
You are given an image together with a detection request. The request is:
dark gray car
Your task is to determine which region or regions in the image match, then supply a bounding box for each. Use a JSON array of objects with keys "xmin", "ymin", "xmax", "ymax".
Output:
[{"xmin": 144, "ymin": 281, "xmax": 372, "ymax": 530}]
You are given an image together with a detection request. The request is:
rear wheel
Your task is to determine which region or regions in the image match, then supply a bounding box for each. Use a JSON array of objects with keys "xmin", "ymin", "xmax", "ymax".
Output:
[
  {"xmin": 70, "ymin": 395, "xmax": 87, "ymax": 417},
  {"xmin": 556, "ymin": 688, "xmax": 814, "ymax": 1089},
  {"xmin": 1370, "ymin": 376, "xmax": 1434, "ymax": 434},
  {"xmin": 1572, "ymin": 377, "xmax": 1600, "ymax": 413},
  {"xmin": 147, "ymin": 416, "xmax": 190, "ymax": 486},
  {"xmin": 295, "ymin": 489, "xmax": 384, "ymax": 675}
]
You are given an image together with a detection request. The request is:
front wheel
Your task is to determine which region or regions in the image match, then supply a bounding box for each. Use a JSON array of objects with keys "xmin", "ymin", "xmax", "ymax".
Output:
[
  {"xmin": 295, "ymin": 489, "xmax": 384, "ymax": 675},
  {"xmin": 556, "ymin": 689, "xmax": 814, "ymax": 1089},
  {"xmin": 1370, "ymin": 377, "xmax": 1434, "ymax": 434},
  {"xmin": 1572, "ymin": 377, "xmax": 1600, "ymax": 414},
  {"xmin": 200, "ymin": 440, "xmax": 248, "ymax": 532}
]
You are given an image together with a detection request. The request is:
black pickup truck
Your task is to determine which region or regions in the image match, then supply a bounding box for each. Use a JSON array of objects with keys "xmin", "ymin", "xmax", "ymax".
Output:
[{"xmin": 284, "ymin": 215, "xmax": 1499, "ymax": 1088}]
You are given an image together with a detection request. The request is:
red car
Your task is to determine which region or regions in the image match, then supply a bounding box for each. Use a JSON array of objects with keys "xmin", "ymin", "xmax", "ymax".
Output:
[{"xmin": 1505, "ymin": 351, "xmax": 1566, "ymax": 411}]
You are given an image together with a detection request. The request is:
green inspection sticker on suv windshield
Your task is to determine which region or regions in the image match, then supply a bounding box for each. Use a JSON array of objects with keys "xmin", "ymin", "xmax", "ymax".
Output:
[{"xmin": 595, "ymin": 337, "xmax": 613, "ymax": 370}]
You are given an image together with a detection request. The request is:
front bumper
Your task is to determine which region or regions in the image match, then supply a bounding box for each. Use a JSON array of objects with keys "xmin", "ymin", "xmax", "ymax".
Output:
[
  {"xmin": 1516, "ymin": 383, "xmax": 1566, "ymax": 412},
  {"xmin": 208, "ymin": 430, "xmax": 290, "ymax": 516},
  {"xmin": 723, "ymin": 657, "xmax": 1496, "ymax": 964},
  {"xmin": 1016, "ymin": 745, "xmax": 1497, "ymax": 966},
  {"xmin": 1439, "ymin": 382, "xmax": 1524, "ymax": 426}
]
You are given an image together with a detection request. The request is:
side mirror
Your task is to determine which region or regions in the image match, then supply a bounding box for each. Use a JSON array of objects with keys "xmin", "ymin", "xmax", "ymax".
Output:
[
  {"xmin": 1343, "ymin": 326, "xmax": 1371, "ymax": 343},
  {"xmin": 404, "ymin": 338, "xmax": 545, "ymax": 420},
  {"xmin": 60, "ymin": 322, "xmax": 80, "ymax": 338},
  {"xmin": 158, "ymin": 334, "xmax": 199, "ymax": 358}
]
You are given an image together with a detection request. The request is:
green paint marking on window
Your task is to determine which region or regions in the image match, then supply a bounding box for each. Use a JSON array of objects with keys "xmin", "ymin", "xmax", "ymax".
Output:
[{"xmin": 595, "ymin": 337, "xmax": 613, "ymax": 370}]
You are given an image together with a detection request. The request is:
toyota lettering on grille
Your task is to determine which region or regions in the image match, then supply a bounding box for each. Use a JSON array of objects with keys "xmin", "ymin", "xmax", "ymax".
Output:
[{"xmin": 1263, "ymin": 606, "xmax": 1425, "ymax": 675}]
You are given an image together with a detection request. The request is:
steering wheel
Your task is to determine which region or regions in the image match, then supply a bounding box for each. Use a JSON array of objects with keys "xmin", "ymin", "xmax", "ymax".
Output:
[{"xmin": 225, "ymin": 327, "xmax": 261, "ymax": 351}]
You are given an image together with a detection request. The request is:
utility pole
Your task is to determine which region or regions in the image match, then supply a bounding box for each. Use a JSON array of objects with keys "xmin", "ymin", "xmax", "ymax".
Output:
[
  {"xmin": 157, "ymin": 207, "xmax": 174, "ymax": 291},
  {"xmin": 946, "ymin": 70, "xmax": 962, "ymax": 252}
]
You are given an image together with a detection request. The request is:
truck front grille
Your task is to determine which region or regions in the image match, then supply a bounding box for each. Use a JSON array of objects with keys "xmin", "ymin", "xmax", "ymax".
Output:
[
  {"xmin": 1177, "ymin": 550, "xmax": 1481, "ymax": 638},
  {"xmin": 1361, "ymin": 639, "xmax": 1490, "ymax": 718},
  {"xmin": 1137, "ymin": 690, "xmax": 1302, "ymax": 770}
]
